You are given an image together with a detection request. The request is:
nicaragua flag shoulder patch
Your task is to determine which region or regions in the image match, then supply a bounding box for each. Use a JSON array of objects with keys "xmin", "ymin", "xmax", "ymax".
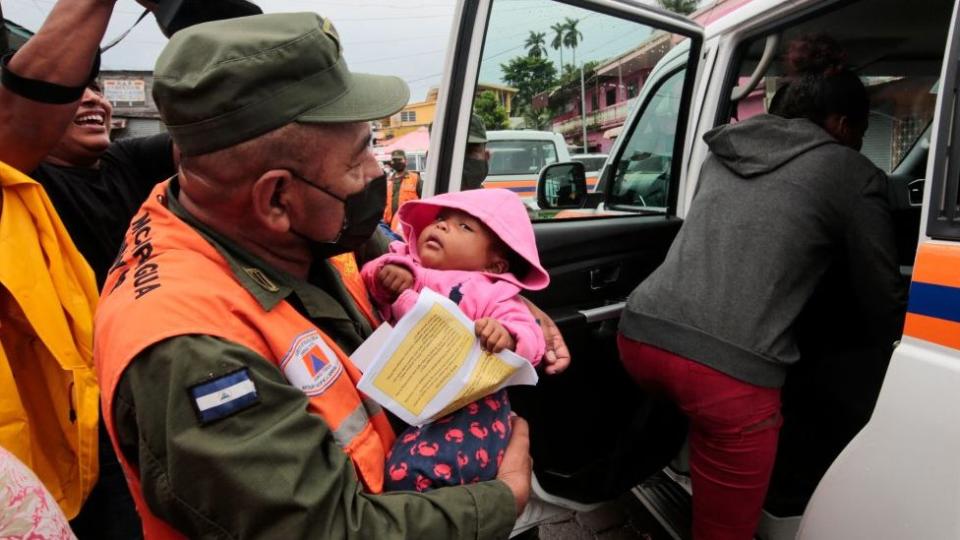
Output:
[
  {"xmin": 188, "ymin": 368, "xmax": 260, "ymax": 425},
  {"xmin": 280, "ymin": 330, "xmax": 343, "ymax": 396}
]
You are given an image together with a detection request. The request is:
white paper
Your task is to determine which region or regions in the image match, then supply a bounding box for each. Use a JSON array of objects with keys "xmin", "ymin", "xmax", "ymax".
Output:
[
  {"xmin": 349, "ymin": 322, "xmax": 393, "ymax": 373},
  {"xmin": 357, "ymin": 288, "xmax": 538, "ymax": 426}
]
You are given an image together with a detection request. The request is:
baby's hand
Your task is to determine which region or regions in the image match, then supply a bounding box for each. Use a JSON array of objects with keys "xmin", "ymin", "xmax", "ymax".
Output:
[
  {"xmin": 377, "ymin": 264, "xmax": 414, "ymax": 300},
  {"xmin": 475, "ymin": 318, "xmax": 516, "ymax": 354}
]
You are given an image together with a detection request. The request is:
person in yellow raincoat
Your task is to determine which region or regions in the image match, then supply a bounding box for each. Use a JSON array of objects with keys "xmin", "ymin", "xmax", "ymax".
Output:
[{"xmin": 0, "ymin": 160, "xmax": 100, "ymax": 520}]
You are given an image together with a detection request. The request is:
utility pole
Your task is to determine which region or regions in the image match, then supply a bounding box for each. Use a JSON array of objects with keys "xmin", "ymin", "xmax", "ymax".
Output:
[{"xmin": 580, "ymin": 62, "xmax": 587, "ymax": 154}]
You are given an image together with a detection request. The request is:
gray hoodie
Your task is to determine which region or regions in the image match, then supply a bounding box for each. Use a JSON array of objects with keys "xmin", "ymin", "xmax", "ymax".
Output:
[{"xmin": 620, "ymin": 114, "xmax": 906, "ymax": 387}]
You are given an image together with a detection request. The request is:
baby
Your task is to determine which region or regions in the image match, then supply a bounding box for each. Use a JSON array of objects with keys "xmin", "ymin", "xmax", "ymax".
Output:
[{"xmin": 360, "ymin": 188, "xmax": 549, "ymax": 492}]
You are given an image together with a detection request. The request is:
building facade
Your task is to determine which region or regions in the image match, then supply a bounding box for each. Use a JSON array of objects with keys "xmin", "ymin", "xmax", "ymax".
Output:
[
  {"xmin": 375, "ymin": 82, "xmax": 517, "ymax": 143},
  {"xmin": 98, "ymin": 70, "xmax": 165, "ymax": 140}
]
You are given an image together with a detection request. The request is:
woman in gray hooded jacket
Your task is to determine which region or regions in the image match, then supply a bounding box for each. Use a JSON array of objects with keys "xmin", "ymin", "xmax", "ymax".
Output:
[{"xmin": 617, "ymin": 35, "xmax": 906, "ymax": 540}]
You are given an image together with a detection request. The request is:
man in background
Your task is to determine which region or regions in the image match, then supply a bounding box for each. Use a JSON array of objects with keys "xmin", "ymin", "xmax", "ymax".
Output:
[{"xmin": 383, "ymin": 149, "xmax": 422, "ymax": 228}]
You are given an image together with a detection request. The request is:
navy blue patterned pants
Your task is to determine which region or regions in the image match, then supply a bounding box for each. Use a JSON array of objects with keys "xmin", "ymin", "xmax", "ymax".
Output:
[{"xmin": 385, "ymin": 389, "xmax": 512, "ymax": 492}]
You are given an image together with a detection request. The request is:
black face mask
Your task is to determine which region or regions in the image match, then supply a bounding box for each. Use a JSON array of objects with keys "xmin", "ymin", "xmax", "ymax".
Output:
[
  {"xmin": 462, "ymin": 158, "xmax": 489, "ymax": 190},
  {"xmin": 289, "ymin": 173, "xmax": 386, "ymax": 260},
  {"xmin": 391, "ymin": 159, "xmax": 406, "ymax": 172}
]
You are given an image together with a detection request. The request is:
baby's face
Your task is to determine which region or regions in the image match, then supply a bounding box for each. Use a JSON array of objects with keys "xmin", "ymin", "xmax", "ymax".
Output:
[{"xmin": 417, "ymin": 209, "xmax": 500, "ymax": 272}]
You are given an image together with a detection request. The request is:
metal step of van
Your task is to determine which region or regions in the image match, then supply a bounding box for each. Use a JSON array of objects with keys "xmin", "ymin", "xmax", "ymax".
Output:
[{"xmin": 631, "ymin": 471, "xmax": 692, "ymax": 540}]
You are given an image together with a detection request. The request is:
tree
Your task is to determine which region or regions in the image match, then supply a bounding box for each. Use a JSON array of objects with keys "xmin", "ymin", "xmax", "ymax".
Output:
[
  {"xmin": 556, "ymin": 61, "xmax": 598, "ymax": 90},
  {"xmin": 550, "ymin": 22, "xmax": 566, "ymax": 71},
  {"xmin": 523, "ymin": 108, "xmax": 554, "ymax": 131},
  {"xmin": 473, "ymin": 90, "xmax": 509, "ymax": 130},
  {"xmin": 524, "ymin": 31, "xmax": 547, "ymax": 58},
  {"xmin": 657, "ymin": 0, "xmax": 699, "ymax": 15},
  {"xmin": 500, "ymin": 54, "xmax": 558, "ymax": 112},
  {"xmin": 562, "ymin": 17, "xmax": 584, "ymax": 68},
  {"xmin": 550, "ymin": 60, "xmax": 600, "ymax": 110}
]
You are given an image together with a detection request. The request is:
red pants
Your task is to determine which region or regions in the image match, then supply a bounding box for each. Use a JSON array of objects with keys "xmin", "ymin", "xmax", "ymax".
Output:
[{"xmin": 618, "ymin": 335, "xmax": 782, "ymax": 540}]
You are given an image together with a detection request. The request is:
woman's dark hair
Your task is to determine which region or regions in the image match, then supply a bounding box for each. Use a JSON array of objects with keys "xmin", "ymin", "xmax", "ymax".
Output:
[{"xmin": 769, "ymin": 34, "xmax": 868, "ymax": 128}]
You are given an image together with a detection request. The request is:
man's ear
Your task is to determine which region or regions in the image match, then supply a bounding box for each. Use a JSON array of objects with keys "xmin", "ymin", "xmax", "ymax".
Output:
[
  {"xmin": 823, "ymin": 113, "xmax": 851, "ymax": 144},
  {"xmin": 836, "ymin": 115, "xmax": 852, "ymax": 141},
  {"xmin": 250, "ymin": 170, "xmax": 294, "ymax": 234}
]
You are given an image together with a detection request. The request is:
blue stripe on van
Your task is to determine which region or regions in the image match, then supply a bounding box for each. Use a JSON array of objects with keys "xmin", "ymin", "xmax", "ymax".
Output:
[{"xmin": 908, "ymin": 282, "xmax": 960, "ymax": 323}]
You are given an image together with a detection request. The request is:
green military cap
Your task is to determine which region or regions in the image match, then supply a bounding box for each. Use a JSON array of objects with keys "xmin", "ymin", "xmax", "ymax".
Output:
[
  {"xmin": 153, "ymin": 12, "xmax": 410, "ymax": 157},
  {"xmin": 391, "ymin": 149, "xmax": 406, "ymax": 159},
  {"xmin": 468, "ymin": 114, "xmax": 488, "ymax": 144}
]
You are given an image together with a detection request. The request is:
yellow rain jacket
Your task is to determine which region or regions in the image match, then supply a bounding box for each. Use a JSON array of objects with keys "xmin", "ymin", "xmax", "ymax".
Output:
[{"xmin": 0, "ymin": 160, "xmax": 100, "ymax": 519}]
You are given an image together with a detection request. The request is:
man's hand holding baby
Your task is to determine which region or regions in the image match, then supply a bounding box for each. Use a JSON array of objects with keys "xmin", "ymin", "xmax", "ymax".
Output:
[
  {"xmin": 475, "ymin": 317, "xmax": 516, "ymax": 353},
  {"xmin": 377, "ymin": 264, "xmax": 415, "ymax": 300}
]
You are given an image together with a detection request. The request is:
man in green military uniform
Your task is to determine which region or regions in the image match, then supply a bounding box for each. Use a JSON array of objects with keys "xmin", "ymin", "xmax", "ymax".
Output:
[
  {"xmin": 383, "ymin": 149, "xmax": 422, "ymax": 226},
  {"xmin": 94, "ymin": 12, "xmax": 531, "ymax": 539},
  {"xmin": 462, "ymin": 115, "xmax": 491, "ymax": 191}
]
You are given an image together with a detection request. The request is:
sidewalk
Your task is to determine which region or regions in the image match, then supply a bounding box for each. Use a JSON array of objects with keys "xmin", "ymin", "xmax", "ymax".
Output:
[{"xmin": 534, "ymin": 493, "xmax": 672, "ymax": 540}]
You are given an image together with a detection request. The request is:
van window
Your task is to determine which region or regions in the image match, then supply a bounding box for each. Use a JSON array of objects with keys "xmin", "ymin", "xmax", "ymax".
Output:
[
  {"xmin": 731, "ymin": 37, "xmax": 940, "ymax": 175},
  {"xmin": 607, "ymin": 69, "xmax": 685, "ymax": 210},
  {"xmin": 464, "ymin": 0, "xmax": 692, "ymax": 220}
]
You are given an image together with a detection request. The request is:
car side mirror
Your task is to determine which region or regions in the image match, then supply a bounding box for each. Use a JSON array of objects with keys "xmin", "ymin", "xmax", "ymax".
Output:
[{"xmin": 537, "ymin": 162, "xmax": 587, "ymax": 210}]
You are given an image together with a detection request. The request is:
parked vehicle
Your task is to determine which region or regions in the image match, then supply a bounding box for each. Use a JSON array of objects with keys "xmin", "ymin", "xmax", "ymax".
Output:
[
  {"xmin": 482, "ymin": 130, "xmax": 570, "ymax": 201},
  {"xmin": 569, "ymin": 153, "xmax": 607, "ymax": 192},
  {"xmin": 422, "ymin": 0, "xmax": 960, "ymax": 537}
]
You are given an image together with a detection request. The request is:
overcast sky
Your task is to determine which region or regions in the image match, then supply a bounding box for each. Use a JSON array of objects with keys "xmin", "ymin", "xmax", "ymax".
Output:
[{"xmin": 4, "ymin": 0, "xmax": 667, "ymax": 101}]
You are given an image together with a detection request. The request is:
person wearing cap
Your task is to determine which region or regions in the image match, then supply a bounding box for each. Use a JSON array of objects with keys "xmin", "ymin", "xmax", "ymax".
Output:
[
  {"xmin": 383, "ymin": 149, "xmax": 422, "ymax": 228},
  {"xmin": 93, "ymin": 12, "xmax": 531, "ymax": 539},
  {"xmin": 462, "ymin": 115, "xmax": 491, "ymax": 191}
]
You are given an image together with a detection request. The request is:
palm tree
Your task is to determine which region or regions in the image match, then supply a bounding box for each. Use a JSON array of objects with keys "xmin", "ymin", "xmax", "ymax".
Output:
[
  {"xmin": 562, "ymin": 17, "xmax": 584, "ymax": 68},
  {"xmin": 524, "ymin": 31, "xmax": 547, "ymax": 58},
  {"xmin": 550, "ymin": 22, "xmax": 566, "ymax": 71}
]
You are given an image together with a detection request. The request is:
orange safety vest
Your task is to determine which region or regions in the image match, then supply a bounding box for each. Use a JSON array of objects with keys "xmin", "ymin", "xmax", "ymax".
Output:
[
  {"xmin": 383, "ymin": 170, "xmax": 420, "ymax": 225},
  {"xmin": 95, "ymin": 182, "xmax": 395, "ymax": 539},
  {"xmin": 328, "ymin": 252, "xmax": 380, "ymax": 328}
]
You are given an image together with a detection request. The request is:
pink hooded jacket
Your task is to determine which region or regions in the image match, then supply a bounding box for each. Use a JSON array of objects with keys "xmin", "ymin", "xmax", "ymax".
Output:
[{"xmin": 361, "ymin": 189, "xmax": 550, "ymax": 364}]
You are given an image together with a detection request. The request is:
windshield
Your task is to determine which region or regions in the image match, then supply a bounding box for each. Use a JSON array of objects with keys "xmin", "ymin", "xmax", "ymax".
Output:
[
  {"xmin": 487, "ymin": 140, "xmax": 559, "ymax": 175},
  {"xmin": 571, "ymin": 156, "xmax": 607, "ymax": 171}
]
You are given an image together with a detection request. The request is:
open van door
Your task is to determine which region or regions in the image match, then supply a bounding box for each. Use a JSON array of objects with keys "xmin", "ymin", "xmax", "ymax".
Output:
[
  {"xmin": 426, "ymin": 0, "xmax": 703, "ymax": 504},
  {"xmin": 798, "ymin": 2, "xmax": 960, "ymax": 537}
]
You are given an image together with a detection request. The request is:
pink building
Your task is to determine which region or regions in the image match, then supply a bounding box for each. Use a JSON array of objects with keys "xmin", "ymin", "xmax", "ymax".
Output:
[
  {"xmin": 539, "ymin": 0, "xmax": 758, "ymax": 153},
  {"xmin": 544, "ymin": 32, "xmax": 671, "ymax": 153}
]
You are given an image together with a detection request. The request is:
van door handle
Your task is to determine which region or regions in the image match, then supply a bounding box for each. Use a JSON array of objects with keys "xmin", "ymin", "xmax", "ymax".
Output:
[
  {"xmin": 589, "ymin": 266, "xmax": 620, "ymax": 290},
  {"xmin": 578, "ymin": 302, "xmax": 625, "ymax": 323}
]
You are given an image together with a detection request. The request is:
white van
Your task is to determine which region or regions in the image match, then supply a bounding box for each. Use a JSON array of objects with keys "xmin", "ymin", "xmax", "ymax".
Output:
[
  {"xmin": 483, "ymin": 130, "xmax": 570, "ymax": 201},
  {"xmin": 423, "ymin": 0, "xmax": 960, "ymax": 538}
]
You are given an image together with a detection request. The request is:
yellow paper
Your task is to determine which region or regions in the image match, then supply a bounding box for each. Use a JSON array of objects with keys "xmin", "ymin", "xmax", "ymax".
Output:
[
  {"xmin": 372, "ymin": 303, "xmax": 474, "ymax": 415},
  {"xmin": 434, "ymin": 351, "xmax": 519, "ymax": 419},
  {"xmin": 356, "ymin": 288, "xmax": 539, "ymax": 426}
]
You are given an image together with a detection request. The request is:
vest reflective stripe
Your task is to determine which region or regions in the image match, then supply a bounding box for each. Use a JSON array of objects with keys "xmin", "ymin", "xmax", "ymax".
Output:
[
  {"xmin": 362, "ymin": 395, "xmax": 385, "ymax": 417},
  {"xmin": 333, "ymin": 403, "xmax": 375, "ymax": 448},
  {"xmin": 95, "ymin": 181, "xmax": 395, "ymax": 539}
]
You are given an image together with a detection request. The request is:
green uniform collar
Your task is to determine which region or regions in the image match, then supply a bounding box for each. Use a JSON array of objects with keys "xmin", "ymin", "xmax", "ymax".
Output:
[{"xmin": 164, "ymin": 180, "xmax": 361, "ymax": 329}]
